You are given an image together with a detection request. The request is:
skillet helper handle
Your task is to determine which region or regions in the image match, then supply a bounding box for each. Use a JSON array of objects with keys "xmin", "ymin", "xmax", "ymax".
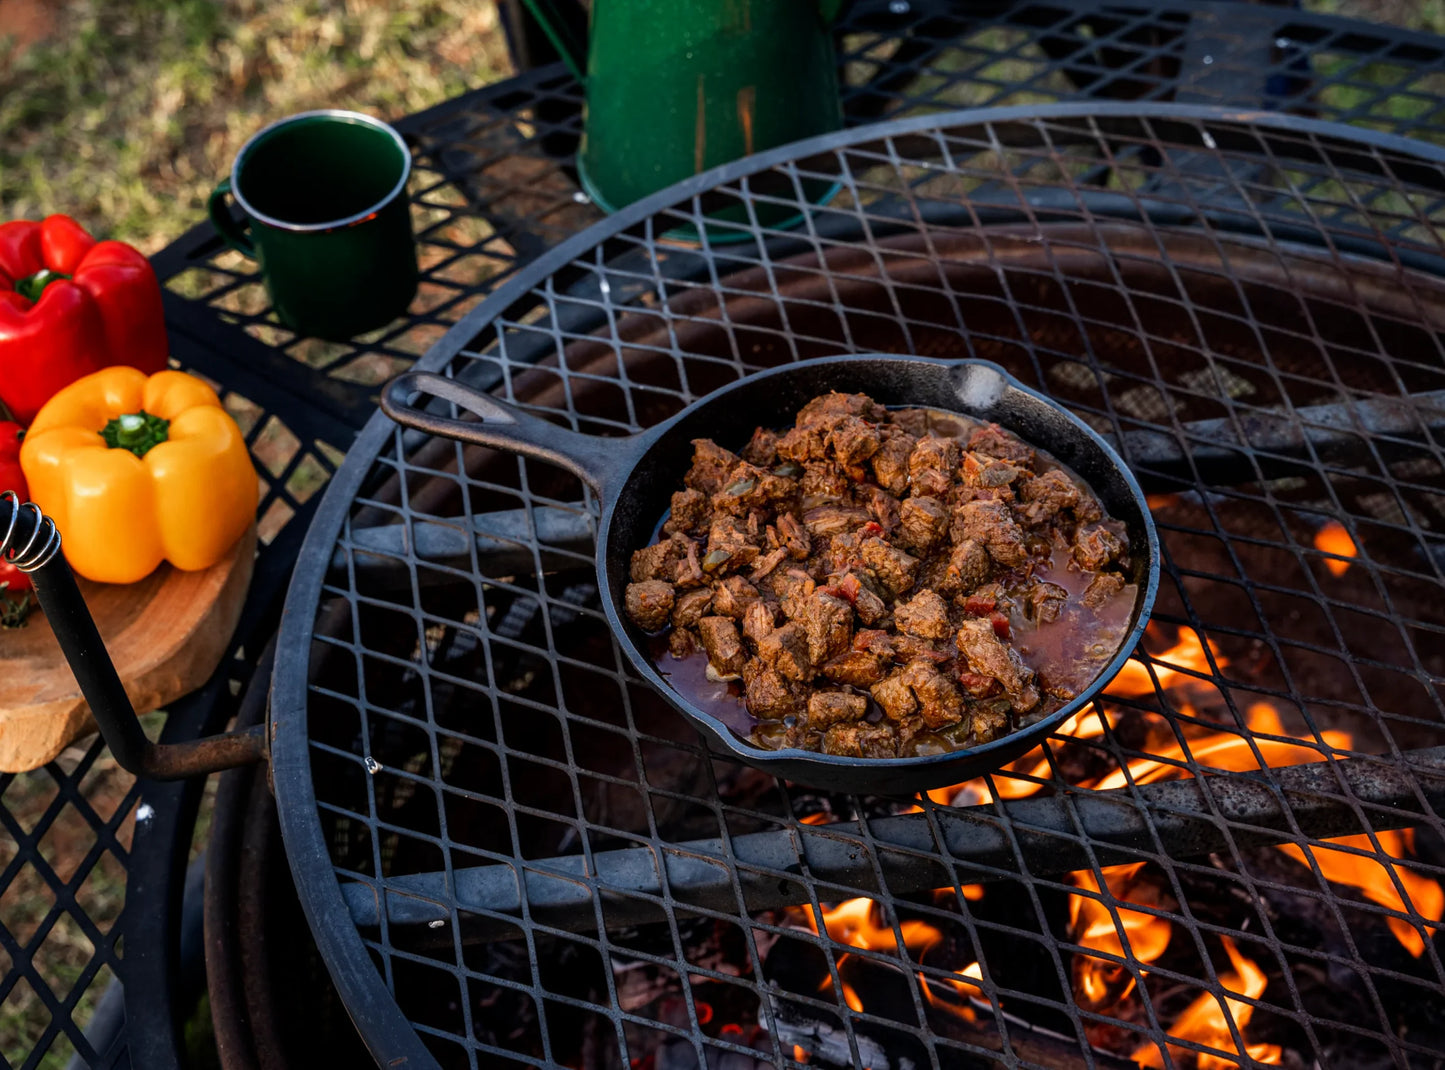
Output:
[
  {"xmin": 383, "ymin": 371, "xmax": 637, "ymax": 501},
  {"xmin": 0, "ymin": 492, "xmax": 267, "ymax": 780}
]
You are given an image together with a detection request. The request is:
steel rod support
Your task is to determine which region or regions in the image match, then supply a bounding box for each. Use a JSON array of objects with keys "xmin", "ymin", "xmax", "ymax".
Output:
[{"xmin": 343, "ymin": 747, "xmax": 1445, "ymax": 942}]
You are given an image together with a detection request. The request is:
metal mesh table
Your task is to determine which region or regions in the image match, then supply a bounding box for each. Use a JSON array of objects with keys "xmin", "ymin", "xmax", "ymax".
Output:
[
  {"xmin": 270, "ymin": 98, "xmax": 1445, "ymax": 1069},
  {"xmin": 8, "ymin": 3, "xmax": 1445, "ymax": 1069}
]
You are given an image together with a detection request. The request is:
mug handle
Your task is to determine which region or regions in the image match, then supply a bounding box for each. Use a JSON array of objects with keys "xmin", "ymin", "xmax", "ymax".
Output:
[{"xmin": 207, "ymin": 178, "xmax": 256, "ymax": 258}]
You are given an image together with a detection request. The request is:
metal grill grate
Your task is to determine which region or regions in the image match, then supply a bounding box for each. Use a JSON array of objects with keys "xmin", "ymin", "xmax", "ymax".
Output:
[{"xmin": 271, "ymin": 105, "xmax": 1445, "ymax": 1070}]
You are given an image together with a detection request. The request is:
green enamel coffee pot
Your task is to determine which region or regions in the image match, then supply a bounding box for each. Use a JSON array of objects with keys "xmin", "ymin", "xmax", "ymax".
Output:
[{"xmin": 522, "ymin": 0, "xmax": 845, "ymax": 213}]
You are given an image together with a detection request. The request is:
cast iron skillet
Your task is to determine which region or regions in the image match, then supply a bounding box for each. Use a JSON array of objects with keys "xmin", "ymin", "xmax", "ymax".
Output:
[{"xmin": 381, "ymin": 356, "xmax": 1159, "ymax": 795}]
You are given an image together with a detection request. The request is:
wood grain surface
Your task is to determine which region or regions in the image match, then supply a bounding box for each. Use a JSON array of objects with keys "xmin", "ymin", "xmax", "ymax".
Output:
[{"xmin": 0, "ymin": 523, "xmax": 257, "ymax": 772}]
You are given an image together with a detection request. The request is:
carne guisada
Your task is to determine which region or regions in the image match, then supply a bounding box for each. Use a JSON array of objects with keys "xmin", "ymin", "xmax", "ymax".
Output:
[{"xmin": 624, "ymin": 391, "xmax": 1138, "ymax": 758}]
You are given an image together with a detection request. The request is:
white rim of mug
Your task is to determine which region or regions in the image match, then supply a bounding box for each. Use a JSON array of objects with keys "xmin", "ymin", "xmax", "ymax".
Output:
[{"xmin": 228, "ymin": 109, "xmax": 412, "ymax": 233}]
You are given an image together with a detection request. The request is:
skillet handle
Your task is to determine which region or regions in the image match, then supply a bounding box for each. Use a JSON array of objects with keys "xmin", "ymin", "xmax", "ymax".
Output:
[{"xmin": 382, "ymin": 371, "xmax": 640, "ymax": 500}]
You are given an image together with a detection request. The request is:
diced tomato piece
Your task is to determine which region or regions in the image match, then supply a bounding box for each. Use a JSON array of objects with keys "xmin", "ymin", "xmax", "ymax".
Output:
[
  {"xmin": 964, "ymin": 593, "xmax": 997, "ymax": 616},
  {"xmin": 989, "ymin": 612, "xmax": 1010, "ymax": 640},
  {"xmin": 860, "ymin": 521, "xmax": 884, "ymax": 537},
  {"xmin": 834, "ymin": 572, "xmax": 862, "ymax": 605}
]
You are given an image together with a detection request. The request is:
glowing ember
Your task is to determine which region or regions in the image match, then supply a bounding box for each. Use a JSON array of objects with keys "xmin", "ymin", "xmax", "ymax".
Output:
[
  {"xmin": 1067, "ymin": 863, "xmax": 1173, "ymax": 1010},
  {"xmin": 1276, "ymin": 829, "xmax": 1444, "ymax": 957},
  {"xmin": 792, "ymin": 1043, "xmax": 808, "ymax": 1064},
  {"xmin": 1314, "ymin": 520, "xmax": 1358, "ymax": 577},
  {"xmin": 1134, "ymin": 936, "xmax": 1282, "ymax": 1069}
]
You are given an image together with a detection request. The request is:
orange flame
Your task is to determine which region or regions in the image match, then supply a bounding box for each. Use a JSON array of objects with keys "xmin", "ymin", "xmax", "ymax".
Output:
[
  {"xmin": 1067, "ymin": 863, "xmax": 1173, "ymax": 1010},
  {"xmin": 1277, "ymin": 829, "xmax": 1443, "ymax": 957},
  {"xmin": 1134, "ymin": 936, "xmax": 1282, "ymax": 1068},
  {"xmin": 1314, "ymin": 520, "xmax": 1358, "ymax": 578},
  {"xmin": 792, "ymin": 1043, "xmax": 808, "ymax": 1064}
]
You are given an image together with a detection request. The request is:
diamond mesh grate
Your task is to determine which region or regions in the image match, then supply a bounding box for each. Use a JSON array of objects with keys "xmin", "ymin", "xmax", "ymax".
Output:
[{"xmin": 271, "ymin": 105, "xmax": 1445, "ymax": 1070}]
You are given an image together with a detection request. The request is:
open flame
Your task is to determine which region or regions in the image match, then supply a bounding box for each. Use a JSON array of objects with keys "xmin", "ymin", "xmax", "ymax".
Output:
[
  {"xmin": 1133, "ymin": 936, "xmax": 1283, "ymax": 1069},
  {"xmin": 1314, "ymin": 520, "xmax": 1358, "ymax": 577},
  {"xmin": 1067, "ymin": 863, "xmax": 1172, "ymax": 1010},
  {"xmin": 785, "ymin": 627, "xmax": 1438, "ymax": 1066},
  {"xmin": 1276, "ymin": 829, "xmax": 1444, "ymax": 957},
  {"xmin": 912, "ymin": 624, "xmax": 1439, "ymax": 1063}
]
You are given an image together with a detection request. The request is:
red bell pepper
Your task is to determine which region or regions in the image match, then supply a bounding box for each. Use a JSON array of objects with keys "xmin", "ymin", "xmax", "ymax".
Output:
[
  {"xmin": 0, "ymin": 214, "xmax": 168, "ymax": 425},
  {"xmin": 0, "ymin": 419, "xmax": 33, "ymax": 626}
]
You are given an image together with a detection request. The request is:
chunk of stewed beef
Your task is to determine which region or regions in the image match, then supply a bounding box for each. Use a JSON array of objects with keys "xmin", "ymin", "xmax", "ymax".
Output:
[
  {"xmin": 769, "ymin": 567, "xmax": 817, "ymax": 621},
  {"xmin": 968, "ymin": 423, "xmax": 1035, "ymax": 466},
  {"xmin": 630, "ymin": 534, "xmax": 687, "ymax": 583},
  {"xmin": 1081, "ymin": 571, "xmax": 1127, "ymax": 608},
  {"xmin": 943, "ymin": 538, "xmax": 991, "ymax": 594},
  {"xmin": 668, "ymin": 627, "xmax": 696, "ymax": 659},
  {"xmin": 820, "ymin": 650, "xmax": 888, "ymax": 688},
  {"xmin": 971, "ymin": 703, "xmax": 1009, "ymax": 743},
  {"xmin": 800, "ymin": 591, "xmax": 853, "ymax": 667},
  {"xmin": 822, "ymin": 721, "xmax": 897, "ymax": 758},
  {"xmin": 953, "ymin": 500, "xmax": 1028, "ymax": 568},
  {"xmin": 1016, "ymin": 469, "xmax": 1080, "ymax": 526},
  {"xmin": 1073, "ymin": 523, "xmax": 1124, "ymax": 571},
  {"xmin": 831, "ymin": 571, "xmax": 887, "ymax": 626},
  {"xmin": 776, "ymin": 512, "xmax": 812, "ymax": 560},
  {"xmin": 705, "ymin": 515, "xmax": 759, "ymax": 573},
  {"xmin": 663, "ymin": 488, "xmax": 709, "ymax": 536},
  {"xmin": 757, "ymin": 622, "xmax": 812, "ymax": 682},
  {"xmin": 807, "ymin": 691, "xmax": 868, "ymax": 728},
  {"xmin": 908, "ymin": 435, "xmax": 960, "ymax": 497},
  {"xmin": 803, "ymin": 505, "xmax": 871, "ymax": 539},
  {"xmin": 860, "ymin": 537, "xmax": 918, "ymax": 597},
  {"xmin": 698, "ymin": 616, "xmax": 747, "ymax": 678},
  {"xmin": 797, "ymin": 391, "xmax": 885, "ymax": 429},
  {"xmin": 900, "ymin": 658, "xmax": 965, "ymax": 729},
  {"xmin": 776, "ymin": 424, "xmax": 827, "ymax": 464},
  {"xmin": 712, "ymin": 575, "xmax": 760, "ymax": 620},
  {"xmin": 869, "ymin": 431, "xmax": 916, "ymax": 496},
  {"xmin": 685, "ymin": 439, "xmax": 740, "ymax": 496},
  {"xmin": 742, "ymin": 660, "xmax": 803, "ymax": 719},
  {"xmin": 800, "ymin": 461, "xmax": 852, "ymax": 506},
  {"xmin": 897, "ymin": 495, "xmax": 948, "ymax": 554},
  {"xmin": 955, "ymin": 618, "xmax": 1039, "ymax": 711},
  {"xmin": 625, "ymin": 580, "xmax": 675, "ymax": 632},
  {"xmin": 961, "ymin": 452, "xmax": 1022, "ymax": 490},
  {"xmin": 871, "ymin": 672, "xmax": 918, "ymax": 722},
  {"xmin": 894, "ymin": 589, "xmax": 952, "ymax": 639},
  {"xmin": 671, "ymin": 587, "xmax": 713, "ymax": 628},
  {"xmin": 742, "ymin": 599, "xmax": 778, "ymax": 645},
  {"xmin": 828, "ymin": 415, "xmax": 882, "ymax": 470},
  {"xmin": 740, "ymin": 426, "xmax": 781, "ymax": 466},
  {"xmin": 1025, "ymin": 581, "xmax": 1068, "ymax": 624}
]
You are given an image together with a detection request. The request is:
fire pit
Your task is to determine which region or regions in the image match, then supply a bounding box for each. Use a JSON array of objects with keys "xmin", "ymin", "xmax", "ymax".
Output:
[{"xmin": 268, "ymin": 105, "xmax": 1445, "ymax": 1069}]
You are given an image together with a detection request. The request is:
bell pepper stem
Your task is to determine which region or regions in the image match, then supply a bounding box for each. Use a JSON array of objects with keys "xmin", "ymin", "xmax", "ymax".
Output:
[
  {"xmin": 15, "ymin": 268, "xmax": 71, "ymax": 303},
  {"xmin": 101, "ymin": 411, "xmax": 169, "ymax": 457}
]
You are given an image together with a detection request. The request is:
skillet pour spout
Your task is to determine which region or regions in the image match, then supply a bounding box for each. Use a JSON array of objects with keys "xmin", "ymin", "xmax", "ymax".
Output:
[{"xmin": 382, "ymin": 356, "xmax": 1160, "ymax": 796}]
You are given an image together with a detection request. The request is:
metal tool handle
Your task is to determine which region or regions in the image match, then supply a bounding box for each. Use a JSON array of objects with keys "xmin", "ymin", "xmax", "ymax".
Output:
[
  {"xmin": 1, "ymin": 491, "xmax": 267, "ymax": 780},
  {"xmin": 382, "ymin": 370, "xmax": 649, "ymax": 503}
]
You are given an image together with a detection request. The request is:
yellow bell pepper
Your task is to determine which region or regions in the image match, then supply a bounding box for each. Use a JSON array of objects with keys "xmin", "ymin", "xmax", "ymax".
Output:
[{"xmin": 20, "ymin": 366, "xmax": 257, "ymax": 584}]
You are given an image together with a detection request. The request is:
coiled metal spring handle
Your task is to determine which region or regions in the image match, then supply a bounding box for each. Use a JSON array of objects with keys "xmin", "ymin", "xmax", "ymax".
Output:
[{"xmin": 1, "ymin": 491, "xmax": 267, "ymax": 780}]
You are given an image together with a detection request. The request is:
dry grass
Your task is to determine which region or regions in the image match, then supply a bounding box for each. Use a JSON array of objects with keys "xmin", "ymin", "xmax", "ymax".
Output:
[{"xmin": 0, "ymin": 0, "xmax": 513, "ymax": 253}]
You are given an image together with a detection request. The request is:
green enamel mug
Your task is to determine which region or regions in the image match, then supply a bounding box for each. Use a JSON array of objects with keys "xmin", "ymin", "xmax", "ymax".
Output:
[
  {"xmin": 523, "ymin": 0, "xmax": 845, "ymax": 217},
  {"xmin": 207, "ymin": 110, "xmax": 419, "ymax": 341}
]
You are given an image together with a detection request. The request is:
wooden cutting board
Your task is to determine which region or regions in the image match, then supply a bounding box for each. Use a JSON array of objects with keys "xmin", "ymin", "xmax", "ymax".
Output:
[{"xmin": 0, "ymin": 523, "xmax": 257, "ymax": 773}]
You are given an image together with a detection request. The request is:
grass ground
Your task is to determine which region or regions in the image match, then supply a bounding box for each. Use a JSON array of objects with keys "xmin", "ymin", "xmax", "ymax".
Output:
[
  {"xmin": 0, "ymin": 0, "xmax": 513, "ymax": 253},
  {"xmin": 0, "ymin": 1, "xmax": 1439, "ymax": 1067}
]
